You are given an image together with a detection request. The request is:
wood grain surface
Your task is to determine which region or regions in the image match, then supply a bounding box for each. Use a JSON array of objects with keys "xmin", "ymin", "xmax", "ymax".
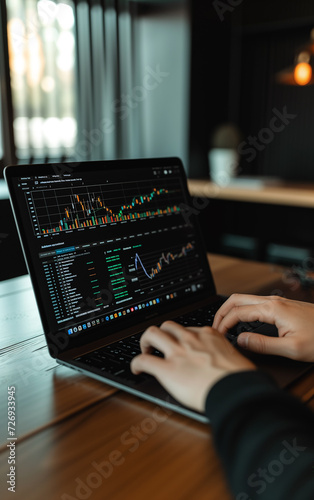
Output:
[
  {"xmin": 0, "ymin": 255, "xmax": 313, "ymax": 500},
  {"xmin": 188, "ymin": 179, "xmax": 314, "ymax": 208},
  {"xmin": 2, "ymin": 392, "xmax": 232, "ymax": 500}
]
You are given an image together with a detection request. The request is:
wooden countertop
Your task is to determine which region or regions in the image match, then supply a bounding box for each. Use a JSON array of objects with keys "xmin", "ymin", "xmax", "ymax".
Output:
[{"xmin": 188, "ymin": 179, "xmax": 314, "ymax": 208}]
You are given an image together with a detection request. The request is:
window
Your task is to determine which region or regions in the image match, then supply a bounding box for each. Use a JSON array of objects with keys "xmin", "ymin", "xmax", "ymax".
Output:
[
  {"xmin": 6, "ymin": 0, "xmax": 77, "ymax": 160},
  {"xmin": 2, "ymin": 1, "xmax": 191, "ymax": 171}
]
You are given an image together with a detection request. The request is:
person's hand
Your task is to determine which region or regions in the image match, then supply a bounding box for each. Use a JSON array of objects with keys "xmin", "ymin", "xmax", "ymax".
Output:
[
  {"xmin": 213, "ymin": 294, "xmax": 314, "ymax": 362},
  {"xmin": 130, "ymin": 321, "xmax": 256, "ymax": 413}
]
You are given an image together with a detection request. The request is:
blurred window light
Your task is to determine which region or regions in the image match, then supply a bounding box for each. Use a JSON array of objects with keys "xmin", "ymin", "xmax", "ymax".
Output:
[
  {"xmin": 57, "ymin": 52, "xmax": 75, "ymax": 72},
  {"xmin": 57, "ymin": 31, "xmax": 75, "ymax": 52},
  {"xmin": 6, "ymin": 0, "xmax": 77, "ymax": 160},
  {"xmin": 4, "ymin": 0, "xmax": 190, "ymax": 168},
  {"xmin": 60, "ymin": 117, "xmax": 77, "ymax": 147},
  {"xmin": 41, "ymin": 75, "xmax": 55, "ymax": 92},
  {"xmin": 57, "ymin": 3, "xmax": 75, "ymax": 30},
  {"xmin": 43, "ymin": 117, "xmax": 62, "ymax": 148},
  {"xmin": 29, "ymin": 117, "xmax": 45, "ymax": 150},
  {"xmin": 37, "ymin": 1, "xmax": 58, "ymax": 26},
  {"xmin": 13, "ymin": 117, "xmax": 29, "ymax": 151}
]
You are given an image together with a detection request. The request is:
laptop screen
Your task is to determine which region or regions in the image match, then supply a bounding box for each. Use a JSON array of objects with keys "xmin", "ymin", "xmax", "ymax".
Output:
[{"xmin": 5, "ymin": 158, "xmax": 215, "ymax": 354}]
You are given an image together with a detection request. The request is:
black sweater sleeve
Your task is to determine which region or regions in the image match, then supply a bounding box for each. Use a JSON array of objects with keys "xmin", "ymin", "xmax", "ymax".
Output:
[{"xmin": 205, "ymin": 370, "xmax": 314, "ymax": 500}]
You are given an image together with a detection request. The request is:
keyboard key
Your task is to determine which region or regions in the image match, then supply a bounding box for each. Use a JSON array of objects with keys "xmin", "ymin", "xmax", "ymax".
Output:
[{"xmin": 74, "ymin": 302, "xmax": 227, "ymax": 382}]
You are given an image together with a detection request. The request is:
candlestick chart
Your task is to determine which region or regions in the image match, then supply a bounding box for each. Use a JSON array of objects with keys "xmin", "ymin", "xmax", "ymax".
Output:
[{"xmin": 28, "ymin": 179, "xmax": 182, "ymax": 236}]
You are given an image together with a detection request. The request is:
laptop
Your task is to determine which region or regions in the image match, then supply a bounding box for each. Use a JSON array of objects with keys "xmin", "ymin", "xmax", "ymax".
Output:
[{"xmin": 4, "ymin": 157, "xmax": 312, "ymax": 423}]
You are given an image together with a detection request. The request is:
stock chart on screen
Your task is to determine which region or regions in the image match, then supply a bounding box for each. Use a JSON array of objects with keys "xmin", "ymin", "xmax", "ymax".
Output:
[
  {"xmin": 27, "ymin": 178, "xmax": 182, "ymax": 235},
  {"xmin": 11, "ymin": 164, "xmax": 208, "ymax": 337}
]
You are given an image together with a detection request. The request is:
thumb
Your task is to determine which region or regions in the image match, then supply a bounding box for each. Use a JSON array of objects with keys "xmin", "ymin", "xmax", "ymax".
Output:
[{"xmin": 237, "ymin": 332, "xmax": 286, "ymax": 357}]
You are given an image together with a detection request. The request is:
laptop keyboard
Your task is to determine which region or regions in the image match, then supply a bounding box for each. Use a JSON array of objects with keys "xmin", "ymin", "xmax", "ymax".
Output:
[
  {"xmin": 74, "ymin": 332, "xmax": 151, "ymax": 384},
  {"xmin": 74, "ymin": 302, "xmax": 228, "ymax": 385}
]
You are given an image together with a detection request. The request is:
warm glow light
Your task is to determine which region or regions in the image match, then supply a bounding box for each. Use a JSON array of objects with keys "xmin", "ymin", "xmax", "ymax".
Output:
[
  {"xmin": 294, "ymin": 62, "xmax": 312, "ymax": 85},
  {"xmin": 12, "ymin": 56, "xmax": 26, "ymax": 75},
  {"xmin": 26, "ymin": 34, "xmax": 44, "ymax": 86},
  {"xmin": 7, "ymin": 18, "xmax": 25, "ymax": 56}
]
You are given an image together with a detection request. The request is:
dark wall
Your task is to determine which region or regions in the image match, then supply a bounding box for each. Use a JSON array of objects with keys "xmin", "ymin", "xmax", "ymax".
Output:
[
  {"xmin": 189, "ymin": 0, "xmax": 314, "ymax": 180},
  {"xmin": 189, "ymin": 0, "xmax": 231, "ymax": 177},
  {"xmin": 0, "ymin": 199, "xmax": 27, "ymax": 281}
]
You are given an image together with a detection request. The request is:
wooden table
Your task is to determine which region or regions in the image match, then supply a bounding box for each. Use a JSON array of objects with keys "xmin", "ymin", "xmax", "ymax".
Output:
[{"xmin": 1, "ymin": 255, "xmax": 314, "ymax": 500}]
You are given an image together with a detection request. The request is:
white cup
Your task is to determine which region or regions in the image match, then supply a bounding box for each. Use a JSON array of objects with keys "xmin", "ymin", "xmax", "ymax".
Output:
[{"xmin": 209, "ymin": 148, "xmax": 239, "ymax": 186}]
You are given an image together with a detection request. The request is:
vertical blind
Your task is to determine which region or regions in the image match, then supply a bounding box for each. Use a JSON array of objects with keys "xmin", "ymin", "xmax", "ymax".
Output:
[{"xmin": 3, "ymin": 0, "xmax": 191, "ymax": 169}]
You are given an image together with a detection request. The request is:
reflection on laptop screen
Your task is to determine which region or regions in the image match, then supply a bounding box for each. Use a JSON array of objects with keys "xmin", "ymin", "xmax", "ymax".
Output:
[{"xmin": 9, "ymin": 161, "xmax": 210, "ymax": 340}]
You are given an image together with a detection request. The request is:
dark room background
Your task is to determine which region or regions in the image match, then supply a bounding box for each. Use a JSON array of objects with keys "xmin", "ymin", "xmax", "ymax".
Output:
[
  {"xmin": 2, "ymin": 0, "xmax": 314, "ymax": 178},
  {"xmin": 2, "ymin": 0, "xmax": 314, "ymax": 280},
  {"xmin": 190, "ymin": 0, "xmax": 314, "ymax": 179}
]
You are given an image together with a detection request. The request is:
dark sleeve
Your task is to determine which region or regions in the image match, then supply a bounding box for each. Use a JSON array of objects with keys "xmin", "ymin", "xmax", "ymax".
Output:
[{"xmin": 205, "ymin": 370, "xmax": 314, "ymax": 500}]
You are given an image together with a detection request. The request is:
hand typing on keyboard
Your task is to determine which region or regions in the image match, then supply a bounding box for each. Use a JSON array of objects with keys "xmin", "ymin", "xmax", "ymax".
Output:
[
  {"xmin": 130, "ymin": 294, "xmax": 314, "ymax": 411},
  {"xmin": 213, "ymin": 294, "xmax": 314, "ymax": 362},
  {"xmin": 130, "ymin": 321, "xmax": 256, "ymax": 413}
]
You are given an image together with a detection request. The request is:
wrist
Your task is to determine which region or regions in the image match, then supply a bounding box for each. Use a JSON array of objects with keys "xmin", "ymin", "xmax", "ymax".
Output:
[{"xmin": 199, "ymin": 366, "xmax": 256, "ymax": 413}]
